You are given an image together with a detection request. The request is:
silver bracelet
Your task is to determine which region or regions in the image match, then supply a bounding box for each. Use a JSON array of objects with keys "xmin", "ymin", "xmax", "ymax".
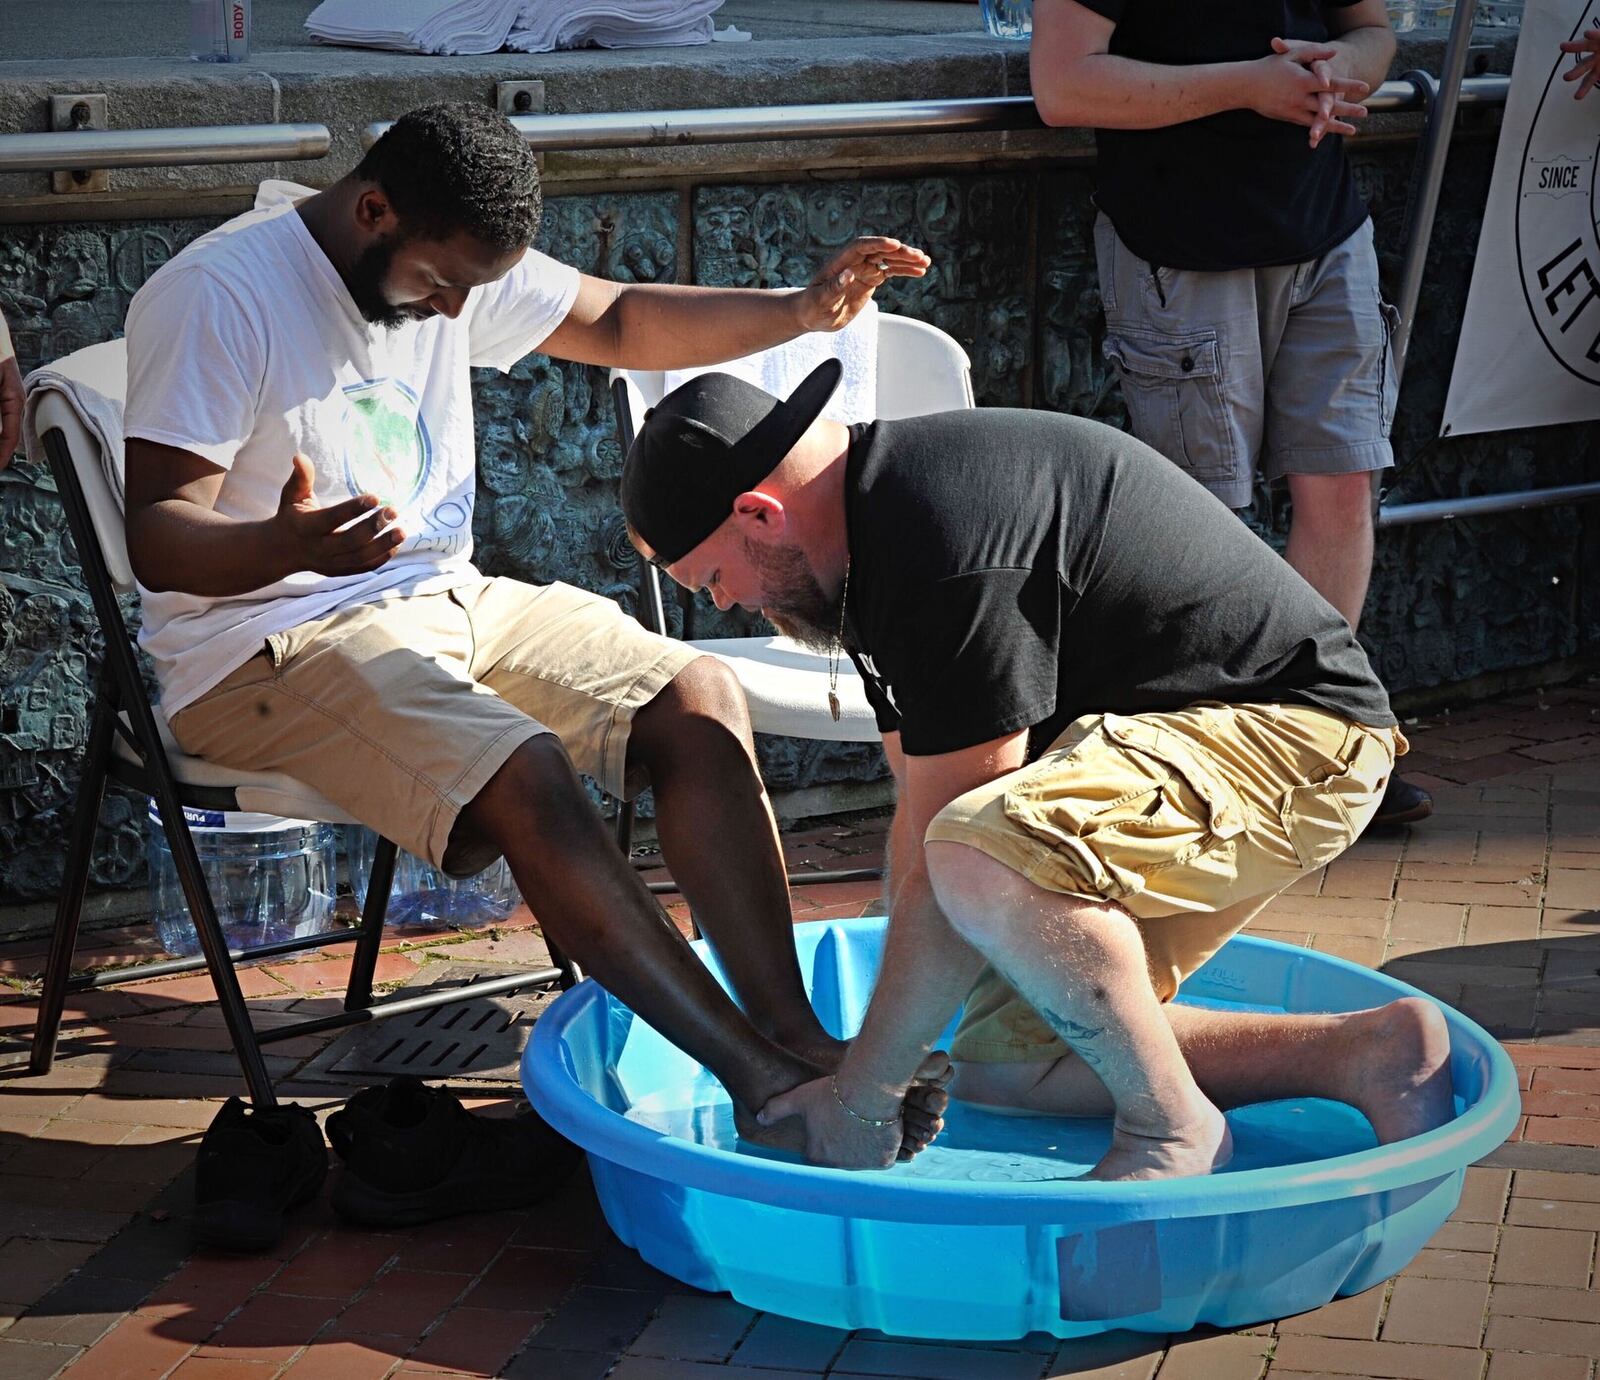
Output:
[{"xmin": 830, "ymin": 1074, "xmax": 899, "ymax": 1129}]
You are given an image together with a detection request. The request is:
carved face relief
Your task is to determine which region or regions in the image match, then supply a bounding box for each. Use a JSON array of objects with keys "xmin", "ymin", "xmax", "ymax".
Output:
[
  {"xmin": 805, "ymin": 186, "xmax": 861, "ymax": 247},
  {"xmin": 699, "ymin": 202, "xmax": 752, "ymax": 255},
  {"xmin": 46, "ymin": 230, "xmax": 109, "ymax": 303}
]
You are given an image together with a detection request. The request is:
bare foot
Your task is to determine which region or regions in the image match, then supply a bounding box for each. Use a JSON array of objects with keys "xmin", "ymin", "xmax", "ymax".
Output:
[
  {"xmin": 773, "ymin": 1036, "xmax": 952, "ymax": 1159},
  {"xmin": 1339, "ymin": 997, "xmax": 1455, "ymax": 1144},
  {"xmin": 1086, "ymin": 1102, "xmax": 1232, "ymax": 1181}
]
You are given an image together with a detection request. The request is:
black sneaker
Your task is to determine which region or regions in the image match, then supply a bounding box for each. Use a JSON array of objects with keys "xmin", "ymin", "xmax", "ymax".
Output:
[
  {"xmin": 193, "ymin": 1098, "xmax": 327, "ymax": 1252},
  {"xmin": 326, "ymin": 1076, "xmax": 580, "ymax": 1228},
  {"xmin": 1368, "ymin": 773, "xmax": 1434, "ymax": 830}
]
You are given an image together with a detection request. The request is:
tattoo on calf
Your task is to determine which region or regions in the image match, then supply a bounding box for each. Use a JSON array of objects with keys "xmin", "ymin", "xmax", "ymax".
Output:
[{"xmin": 1041, "ymin": 1007, "xmax": 1105, "ymax": 1067}]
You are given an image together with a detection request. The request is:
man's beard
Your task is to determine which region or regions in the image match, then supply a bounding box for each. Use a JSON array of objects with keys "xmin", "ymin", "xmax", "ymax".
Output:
[
  {"xmin": 746, "ymin": 539, "xmax": 842, "ymax": 653},
  {"xmin": 347, "ymin": 237, "xmax": 426, "ymax": 330}
]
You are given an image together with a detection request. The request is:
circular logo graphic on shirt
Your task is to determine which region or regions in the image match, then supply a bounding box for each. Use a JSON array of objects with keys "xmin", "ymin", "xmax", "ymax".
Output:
[
  {"xmin": 339, "ymin": 377, "xmax": 433, "ymax": 508},
  {"xmin": 1516, "ymin": 7, "xmax": 1600, "ymax": 386}
]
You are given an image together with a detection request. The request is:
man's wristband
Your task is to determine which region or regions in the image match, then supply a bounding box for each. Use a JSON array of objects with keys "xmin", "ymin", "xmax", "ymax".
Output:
[{"xmin": 830, "ymin": 1075, "xmax": 899, "ymax": 1129}]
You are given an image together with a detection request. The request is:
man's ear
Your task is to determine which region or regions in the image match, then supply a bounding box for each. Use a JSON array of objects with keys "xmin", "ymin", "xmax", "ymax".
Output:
[
  {"xmin": 730, "ymin": 489, "xmax": 788, "ymax": 540},
  {"xmin": 353, "ymin": 185, "xmax": 397, "ymax": 235}
]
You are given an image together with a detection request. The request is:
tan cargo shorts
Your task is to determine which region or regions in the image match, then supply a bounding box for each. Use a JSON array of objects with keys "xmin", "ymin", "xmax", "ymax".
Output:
[
  {"xmin": 169, "ymin": 576, "xmax": 701, "ymax": 876},
  {"xmin": 924, "ymin": 701, "xmax": 1403, "ymax": 1063}
]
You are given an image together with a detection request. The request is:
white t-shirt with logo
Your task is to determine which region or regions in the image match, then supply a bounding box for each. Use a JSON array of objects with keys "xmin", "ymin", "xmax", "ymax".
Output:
[{"xmin": 123, "ymin": 194, "xmax": 580, "ymax": 716}]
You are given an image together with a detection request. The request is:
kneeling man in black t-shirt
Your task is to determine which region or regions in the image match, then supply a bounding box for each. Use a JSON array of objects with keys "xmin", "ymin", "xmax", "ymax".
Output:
[{"xmin": 621, "ymin": 362, "xmax": 1454, "ymax": 1180}]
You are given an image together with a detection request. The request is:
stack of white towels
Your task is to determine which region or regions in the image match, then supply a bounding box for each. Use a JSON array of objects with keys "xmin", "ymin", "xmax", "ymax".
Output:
[{"xmin": 305, "ymin": 0, "xmax": 727, "ymax": 56}]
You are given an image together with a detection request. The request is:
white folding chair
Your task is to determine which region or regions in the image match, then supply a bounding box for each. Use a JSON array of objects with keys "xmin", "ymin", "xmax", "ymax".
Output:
[
  {"xmin": 24, "ymin": 339, "xmax": 574, "ymax": 1107},
  {"xmin": 609, "ymin": 313, "xmax": 975, "ymax": 884}
]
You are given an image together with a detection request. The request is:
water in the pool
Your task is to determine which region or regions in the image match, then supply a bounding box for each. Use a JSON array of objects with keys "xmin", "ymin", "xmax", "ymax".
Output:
[{"xmin": 624, "ymin": 1072, "xmax": 1379, "ymax": 1180}]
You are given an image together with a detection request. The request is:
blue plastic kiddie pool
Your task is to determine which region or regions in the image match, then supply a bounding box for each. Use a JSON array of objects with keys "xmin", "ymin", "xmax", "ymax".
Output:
[{"xmin": 522, "ymin": 917, "xmax": 1518, "ymax": 1339}]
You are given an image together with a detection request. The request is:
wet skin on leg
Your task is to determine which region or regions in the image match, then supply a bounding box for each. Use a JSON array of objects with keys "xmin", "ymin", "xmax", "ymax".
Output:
[
  {"xmin": 951, "ymin": 997, "xmax": 1455, "ymax": 1147},
  {"xmin": 926, "ymin": 839, "xmax": 1231, "ymax": 1181}
]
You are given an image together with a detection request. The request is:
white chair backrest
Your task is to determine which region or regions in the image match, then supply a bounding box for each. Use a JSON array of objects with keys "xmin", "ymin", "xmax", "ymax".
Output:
[
  {"xmin": 31, "ymin": 338, "xmax": 133, "ymax": 592},
  {"xmin": 611, "ymin": 312, "xmax": 974, "ymax": 436},
  {"xmin": 874, "ymin": 314, "xmax": 976, "ymax": 419}
]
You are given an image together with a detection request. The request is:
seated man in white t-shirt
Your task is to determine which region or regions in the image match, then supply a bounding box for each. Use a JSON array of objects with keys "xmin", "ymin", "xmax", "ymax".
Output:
[{"xmin": 122, "ymin": 103, "xmax": 944, "ymax": 1206}]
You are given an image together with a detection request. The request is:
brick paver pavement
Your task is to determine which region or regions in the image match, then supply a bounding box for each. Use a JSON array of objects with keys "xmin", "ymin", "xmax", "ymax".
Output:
[{"xmin": 0, "ymin": 683, "xmax": 1597, "ymax": 1379}]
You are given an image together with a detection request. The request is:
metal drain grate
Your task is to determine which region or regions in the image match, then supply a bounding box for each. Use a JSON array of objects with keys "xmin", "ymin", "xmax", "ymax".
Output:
[{"xmin": 297, "ymin": 964, "xmax": 563, "ymax": 1087}]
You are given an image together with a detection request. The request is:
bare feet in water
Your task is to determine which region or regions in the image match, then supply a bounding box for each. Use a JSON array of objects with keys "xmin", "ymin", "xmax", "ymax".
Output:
[
  {"xmin": 736, "ymin": 1046, "xmax": 953, "ymax": 1162},
  {"xmin": 1086, "ymin": 1102, "xmax": 1233, "ymax": 1181},
  {"xmin": 1338, "ymin": 997, "xmax": 1455, "ymax": 1145}
]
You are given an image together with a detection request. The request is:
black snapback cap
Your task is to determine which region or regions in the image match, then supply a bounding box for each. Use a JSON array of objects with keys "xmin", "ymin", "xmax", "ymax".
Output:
[{"xmin": 622, "ymin": 358, "xmax": 843, "ymax": 565}]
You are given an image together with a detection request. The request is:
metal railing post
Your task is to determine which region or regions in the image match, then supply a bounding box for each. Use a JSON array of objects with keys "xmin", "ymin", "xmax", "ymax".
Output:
[{"xmin": 1392, "ymin": 2, "xmax": 1484, "ymax": 376}]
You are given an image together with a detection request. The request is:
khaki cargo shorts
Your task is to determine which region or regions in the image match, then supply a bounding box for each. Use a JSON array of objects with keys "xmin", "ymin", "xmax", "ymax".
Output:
[
  {"xmin": 924, "ymin": 701, "xmax": 1403, "ymax": 1063},
  {"xmin": 169, "ymin": 577, "xmax": 700, "ymax": 876}
]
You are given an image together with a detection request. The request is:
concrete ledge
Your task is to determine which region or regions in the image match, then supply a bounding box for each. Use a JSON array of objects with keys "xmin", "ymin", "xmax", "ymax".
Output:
[{"xmin": 0, "ymin": 28, "xmax": 1516, "ymax": 220}]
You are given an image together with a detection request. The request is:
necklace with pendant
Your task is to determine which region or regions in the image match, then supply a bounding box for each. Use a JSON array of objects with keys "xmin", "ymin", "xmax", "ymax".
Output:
[{"xmin": 827, "ymin": 560, "xmax": 851, "ymax": 723}]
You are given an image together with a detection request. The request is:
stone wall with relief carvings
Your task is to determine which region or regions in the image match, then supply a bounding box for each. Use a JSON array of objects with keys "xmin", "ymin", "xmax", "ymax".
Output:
[{"xmin": 2, "ymin": 144, "xmax": 1596, "ymax": 899}]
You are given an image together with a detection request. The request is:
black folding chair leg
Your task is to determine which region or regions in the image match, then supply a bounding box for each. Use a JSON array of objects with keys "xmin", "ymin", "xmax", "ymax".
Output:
[
  {"xmin": 344, "ymin": 835, "xmax": 397, "ymax": 1012},
  {"xmin": 29, "ymin": 685, "xmax": 117, "ymax": 1076},
  {"xmin": 157, "ymin": 800, "xmax": 279, "ymax": 1107}
]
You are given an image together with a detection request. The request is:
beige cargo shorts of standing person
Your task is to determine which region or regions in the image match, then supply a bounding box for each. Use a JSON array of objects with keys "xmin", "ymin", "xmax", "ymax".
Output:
[
  {"xmin": 169, "ymin": 576, "xmax": 701, "ymax": 877},
  {"xmin": 924, "ymin": 701, "xmax": 1404, "ymax": 1063}
]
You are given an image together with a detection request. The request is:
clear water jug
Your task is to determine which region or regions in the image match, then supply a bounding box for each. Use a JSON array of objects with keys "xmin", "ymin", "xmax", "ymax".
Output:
[
  {"xmin": 982, "ymin": 0, "xmax": 1032, "ymax": 39},
  {"xmin": 147, "ymin": 804, "xmax": 339, "ymax": 957},
  {"xmin": 191, "ymin": 0, "xmax": 251, "ymax": 62},
  {"xmin": 345, "ymin": 826, "xmax": 522, "ymax": 931}
]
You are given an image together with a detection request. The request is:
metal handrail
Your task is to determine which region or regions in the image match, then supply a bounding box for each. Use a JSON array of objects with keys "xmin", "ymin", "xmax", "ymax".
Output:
[
  {"xmin": 1378, "ymin": 481, "xmax": 1600, "ymax": 528},
  {"xmin": 0, "ymin": 122, "xmax": 331, "ymax": 174},
  {"xmin": 363, "ymin": 76, "xmax": 1510, "ymax": 151},
  {"xmin": 0, "ymin": 77, "xmax": 1507, "ymax": 176}
]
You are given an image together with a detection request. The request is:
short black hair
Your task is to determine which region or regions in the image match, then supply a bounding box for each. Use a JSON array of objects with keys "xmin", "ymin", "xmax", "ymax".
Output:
[{"xmin": 353, "ymin": 101, "xmax": 540, "ymax": 251}]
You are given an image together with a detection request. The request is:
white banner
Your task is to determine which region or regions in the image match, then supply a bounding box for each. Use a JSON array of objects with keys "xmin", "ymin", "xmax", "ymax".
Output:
[{"xmin": 1442, "ymin": 0, "xmax": 1600, "ymax": 437}]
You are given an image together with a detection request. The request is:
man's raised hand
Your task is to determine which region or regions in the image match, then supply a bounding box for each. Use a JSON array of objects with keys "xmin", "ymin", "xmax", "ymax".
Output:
[
  {"xmin": 272, "ymin": 454, "xmax": 405, "ymax": 578},
  {"xmin": 798, "ymin": 236, "xmax": 931, "ymax": 333}
]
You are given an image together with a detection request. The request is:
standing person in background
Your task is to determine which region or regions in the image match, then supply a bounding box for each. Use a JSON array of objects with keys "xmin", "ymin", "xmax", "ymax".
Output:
[
  {"xmin": 0, "ymin": 307, "xmax": 22, "ymax": 468},
  {"xmin": 1029, "ymin": 0, "xmax": 1432, "ymax": 828}
]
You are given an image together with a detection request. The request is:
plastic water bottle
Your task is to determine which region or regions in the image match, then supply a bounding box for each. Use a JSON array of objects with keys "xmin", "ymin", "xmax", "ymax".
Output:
[
  {"xmin": 345, "ymin": 827, "xmax": 523, "ymax": 931},
  {"xmin": 190, "ymin": 0, "xmax": 251, "ymax": 62},
  {"xmin": 147, "ymin": 804, "xmax": 339, "ymax": 957},
  {"xmin": 981, "ymin": 0, "xmax": 1032, "ymax": 39}
]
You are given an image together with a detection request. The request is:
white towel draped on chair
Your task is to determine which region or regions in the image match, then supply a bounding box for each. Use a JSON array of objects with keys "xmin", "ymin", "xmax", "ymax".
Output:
[{"xmin": 22, "ymin": 338, "xmax": 129, "ymax": 509}]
